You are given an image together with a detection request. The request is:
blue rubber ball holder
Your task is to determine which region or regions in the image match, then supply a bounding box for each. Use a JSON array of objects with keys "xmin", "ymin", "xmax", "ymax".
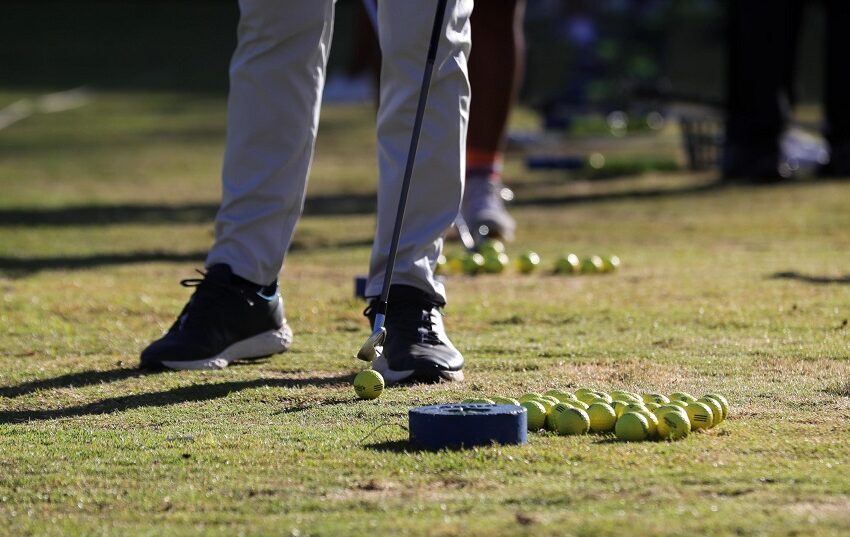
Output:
[{"xmin": 408, "ymin": 404, "xmax": 527, "ymax": 450}]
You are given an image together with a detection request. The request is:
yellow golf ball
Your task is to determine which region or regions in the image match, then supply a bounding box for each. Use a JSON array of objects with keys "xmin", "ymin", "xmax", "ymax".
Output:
[
  {"xmin": 576, "ymin": 391, "xmax": 599, "ymax": 405},
  {"xmin": 657, "ymin": 410, "xmax": 691, "ymax": 440},
  {"xmin": 612, "ymin": 401, "xmax": 631, "ymax": 417},
  {"xmin": 521, "ymin": 400, "xmax": 547, "ymax": 431},
  {"xmin": 642, "ymin": 392, "xmax": 670, "ymax": 405},
  {"xmin": 685, "ymin": 401, "xmax": 714, "ymax": 431},
  {"xmin": 547, "ymin": 402, "xmax": 573, "ymax": 431},
  {"xmin": 654, "ymin": 405, "xmax": 687, "ymax": 419},
  {"xmin": 638, "ymin": 410, "xmax": 659, "ymax": 439},
  {"xmin": 544, "ymin": 389, "xmax": 575, "ymax": 402},
  {"xmin": 615, "ymin": 412, "xmax": 650, "ymax": 441},
  {"xmin": 556, "ymin": 407, "xmax": 591, "ymax": 435},
  {"xmin": 704, "ymin": 393, "xmax": 730, "ymax": 420},
  {"xmin": 534, "ymin": 397, "xmax": 555, "ymax": 414},
  {"xmin": 593, "ymin": 391, "xmax": 613, "ymax": 404},
  {"xmin": 669, "ymin": 391, "xmax": 697, "ymax": 404},
  {"xmin": 698, "ymin": 397, "xmax": 724, "ymax": 427},
  {"xmin": 353, "ymin": 369, "xmax": 384, "ymax": 400},
  {"xmin": 516, "ymin": 251, "xmax": 541, "ymax": 274},
  {"xmin": 462, "ymin": 252, "xmax": 486, "ymax": 275},
  {"xmin": 586, "ymin": 402, "xmax": 617, "ymax": 433}
]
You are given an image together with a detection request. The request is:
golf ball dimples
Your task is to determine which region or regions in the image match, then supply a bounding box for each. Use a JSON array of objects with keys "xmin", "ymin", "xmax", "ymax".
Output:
[
  {"xmin": 521, "ymin": 400, "xmax": 547, "ymax": 431},
  {"xmin": 353, "ymin": 370, "xmax": 384, "ymax": 400},
  {"xmin": 685, "ymin": 401, "xmax": 714, "ymax": 430},
  {"xmin": 586, "ymin": 402, "xmax": 617, "ymax": 433},
  {"xmin": 657, "ymin": 410, "xmax": 690, "ymax": 440},
  {"xmin": 556, "ymin": 407, "xmax": 590, "ymax": 435},
  {"xmin": 615, "ymin": 412, "xmax": 650, "ymax": 441}
]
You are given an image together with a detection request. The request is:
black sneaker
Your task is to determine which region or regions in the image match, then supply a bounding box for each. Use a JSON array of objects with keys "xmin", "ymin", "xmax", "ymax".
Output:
[
  {"xmin": 364, "ymin": 285, "xmax": 464, "ymax": 384},
  {"xmin": 140, "ymin": 264, "xmax": 293, "ymax": 370}
]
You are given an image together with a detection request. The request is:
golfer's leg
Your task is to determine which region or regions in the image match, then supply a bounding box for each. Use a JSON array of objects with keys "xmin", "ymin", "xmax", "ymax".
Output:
[
  {"xmin": 823, "ymin": 0, "xmax": 850, "ymax": 171},
  {"xmin": 367, "ymin": 0, "xmax": 473, "ymax": 304},
  {"xmin": 723, "ymin": 0, "xmax": 800, "ymax": 180},
  {"xmin": 206, "ymin": 0, "xmax": 335, "ymax": 286}
]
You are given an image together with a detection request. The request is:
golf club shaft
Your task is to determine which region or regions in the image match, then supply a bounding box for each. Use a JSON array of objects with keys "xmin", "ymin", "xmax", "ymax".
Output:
[{"xmin": 374, "ymin": 0, "xmax": 449, "ymax": 326}]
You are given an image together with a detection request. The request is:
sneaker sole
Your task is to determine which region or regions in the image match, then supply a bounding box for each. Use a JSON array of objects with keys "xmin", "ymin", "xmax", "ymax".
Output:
[
  {"xmin": 159, "ymin": 324, "xmax": 293, "ymax": 371},
  {"xmin": 371, "ymin": 355, "xmax": 464, "ymax": 385}
]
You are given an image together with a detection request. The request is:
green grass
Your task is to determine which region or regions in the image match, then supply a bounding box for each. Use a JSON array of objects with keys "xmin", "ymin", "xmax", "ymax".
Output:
[{"xmin": 1, "ymin": 90, "xmax": 850, "ymax": 536}]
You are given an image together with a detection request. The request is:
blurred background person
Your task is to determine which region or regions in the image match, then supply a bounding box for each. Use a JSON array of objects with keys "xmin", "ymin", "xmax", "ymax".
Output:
[
  {"xmin": 460, "ymin": 0, "xmax": 526, "ymax": 243},
  {"xmin": 724, "ymin": 0, "xmax": 850, "ymax": 182}
]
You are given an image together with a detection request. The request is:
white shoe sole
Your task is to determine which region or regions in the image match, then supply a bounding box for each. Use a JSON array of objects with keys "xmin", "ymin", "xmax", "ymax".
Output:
[
  {"xmin": 371, "ymin": 355, "xmax": 464, "ymax": 385},
  {"xmin": 160, "ymin": 324, "xmax": 293, "ymax": 371}
]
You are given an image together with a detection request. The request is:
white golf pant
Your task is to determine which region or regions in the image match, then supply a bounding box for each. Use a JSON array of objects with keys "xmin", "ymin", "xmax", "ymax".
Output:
[{"xmin": 207, "ymin": 0, "xmax": 473, "ymax": 304}]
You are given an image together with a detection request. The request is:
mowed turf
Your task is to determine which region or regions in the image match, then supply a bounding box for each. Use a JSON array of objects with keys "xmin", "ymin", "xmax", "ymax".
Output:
[{"xmin": 1, "ymin": 91, "xmax": 849, "ymax": 536}]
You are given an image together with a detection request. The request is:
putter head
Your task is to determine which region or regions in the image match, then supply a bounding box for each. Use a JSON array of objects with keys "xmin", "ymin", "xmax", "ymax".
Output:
[{"xmin": 356, "ymin": 326, "xmax": 386, "ymax": 362}]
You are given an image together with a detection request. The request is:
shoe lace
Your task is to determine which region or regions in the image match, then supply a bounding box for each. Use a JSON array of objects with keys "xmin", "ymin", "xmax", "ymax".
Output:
[
  {"xmin": 417, "ymin": 308, "xmax": 442, "ymax": 345},
  {"xmin": 364, "ymin": 300, "xmax": 443, "ymax": 345},
  {"xmin": 175, "ymin": 270, "xmax": 251, "ymax": 332}
]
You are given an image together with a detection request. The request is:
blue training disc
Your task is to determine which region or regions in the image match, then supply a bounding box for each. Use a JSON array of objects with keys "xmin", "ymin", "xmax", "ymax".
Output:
[{"xmin": 408, "ymin": 404, "xmax": 527, "ymax": 450}]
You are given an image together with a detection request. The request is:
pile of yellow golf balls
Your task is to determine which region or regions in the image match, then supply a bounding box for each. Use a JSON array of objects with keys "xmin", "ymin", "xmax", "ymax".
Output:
[
  {"xmin": 461, "ymin": 388, "xmax": 729, "ymax": 442},
  {"xmin": 436, "ymin": 239, "xmax": 621, "ymax": 277}
]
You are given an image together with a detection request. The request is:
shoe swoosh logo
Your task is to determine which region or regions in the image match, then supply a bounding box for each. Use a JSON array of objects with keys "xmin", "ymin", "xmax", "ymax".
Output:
[{"xmin": 256, "ymin": 290, "xmax": 277, "ymax": 302}]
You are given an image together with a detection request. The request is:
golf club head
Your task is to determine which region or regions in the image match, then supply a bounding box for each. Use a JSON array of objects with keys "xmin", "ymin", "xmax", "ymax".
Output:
[{"xmin": 356, "ymin": 326, "xmax": 386, "ymax": 362}]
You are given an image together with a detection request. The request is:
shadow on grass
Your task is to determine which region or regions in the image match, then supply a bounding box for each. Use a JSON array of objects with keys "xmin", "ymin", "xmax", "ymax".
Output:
[
  {"xmin": 0, "ymin": 373, "xmax": 353, "ymax": 424},
  {"xmin": 0, "ymin": 237, "xmax": 373, "ymax": 277},
  {"xmin": 276, "ymin": 397, "xmax": 355, "ymax": 414},
  {"xmin": 0, "ymin": 367, "xmax": 156, "ymax": 398},
  {"xmin": 0, "ymin": 194, "xmax": 378, "ymax": 228},
  {"xmin": 511, "ymin": 177, "xmax": 726, "ymax": 207},
  {"xmin": 769, "ymin": 271, "xmax": 850, "ymax": 285},
  {"xmin": 362, "ymin": 439, "xmax": 418, "ymax": 453},
  {"xmin": 0, "ymin": 178, "xmax": 727, "ymax": 230},
  {"xmin": 0, "ymin": 250, "xmax": 207, "ymax": 276}
]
